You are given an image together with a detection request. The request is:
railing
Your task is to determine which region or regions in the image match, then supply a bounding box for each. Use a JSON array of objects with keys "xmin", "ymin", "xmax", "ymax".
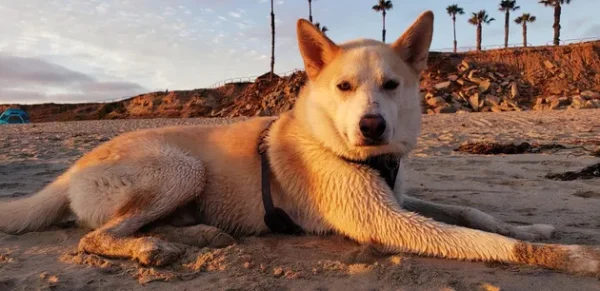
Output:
[
  {"xmin": 95, "ymin": 96, "xmax": 133, "ymax": 104},
  {"xmin": 434, "ymin": 37, "xmax": 600, "ymax": 53},
  {"xmin": 86, "ymin": 37, "xmax": 600, "ymax": 103},
  {"xmin": 207, "ymin": 68, "xmax": 302, "ymax": 88},
  {"xmin": 546, "ymin": 37, "xmax": 600, "ymax": 46}
]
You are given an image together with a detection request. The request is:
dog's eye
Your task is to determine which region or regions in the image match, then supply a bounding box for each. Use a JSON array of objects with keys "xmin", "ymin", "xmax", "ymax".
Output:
[
  {"xmin": 336, "ymin": 81, "xmax": 352, "ymax": 91},
  {"xmin": 383, "ymin": 80, "xmax": 399, "ymax": 90}
]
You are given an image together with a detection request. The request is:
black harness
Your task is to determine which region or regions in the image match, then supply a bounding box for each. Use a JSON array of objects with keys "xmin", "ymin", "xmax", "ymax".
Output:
[{"xmin": 257, "ymin": 119, "xmax": 401, "ymax": 235}]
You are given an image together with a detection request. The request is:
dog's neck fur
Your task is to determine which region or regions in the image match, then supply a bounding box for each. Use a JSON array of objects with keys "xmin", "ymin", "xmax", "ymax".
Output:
[{"xmin": 260, "ymin": 108, "xmax": 401, "ymax": 234}]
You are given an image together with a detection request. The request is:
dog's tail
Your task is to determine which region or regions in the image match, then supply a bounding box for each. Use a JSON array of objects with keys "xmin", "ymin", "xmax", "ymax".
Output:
[
  {"xmin": 0, "ymin": 174, "xmax": 71, "ymax": 234},
  {"xmin": 323, "ymin": 177, "xmax": 600, "ymax": 277}
]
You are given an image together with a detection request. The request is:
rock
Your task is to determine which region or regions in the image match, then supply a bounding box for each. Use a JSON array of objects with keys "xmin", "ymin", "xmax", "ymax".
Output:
[
  {"xmin": 546, "ymin": 96, "xmax": 566, "ymax": 110},
  {"xmin": 458, "ymin": 60, "xmax": 474, "ymax": 71},
  {"xmin": 464, "ymin": 85, "xmax": 478, "ymax": 92},
  {"xmin": 491, "ymin": 105, "xmax": 503, "ymax": 113},
  {"xmin": 510, "ymin": 82, "xmax": 519, "ymax": 99},
  {"xmin": 581, "ymin": 90, "xmax": 600, "ymax": 99},
  {"xmin": 543, "ymin": 60, "xmax": 555, "ymax": 70},
  {"xmin": 451, "ymin": 100, "xmax": 464, "ymax": 111},
  {"xmin": 434, "ymin": 81, "xmax": 451, "ymax": 90},
  {"xmin": 426, "ymin": 96, "xmax": 448, "ymax": 107},
  {"xmin": 434, "ymin": 105, "xmax": 457, "ymax": 114},
  {"xmin": 484, "ymin": 95, "xmax": 500, "ymax": 107},
  {"xmin": 467, "ymin": 73, "xmax": 484, "ymax": 84},
  {"xmin": 505, "ymin": 99, "xmax": 519, "ymax": 109},
  {"xmin": 468, "ymin": 70, "xmax": 478, "ymax": 80},
  {"xmin": 571, "ymin": 95, "xmax": 585, "ymax": 108},
  {"xmin": 469, "ymin": 93, "xmax": 480, "ymax": 112},
  {"xmin": 584, "ymin": 100, "xmax": 597, "ymax": 109},
  {"xmin": 533, "ymin": 97, "xmax": 547, "ymax": 111},
  {"xmin": 478, "ymin": 79, "xmax": 491, "ymax": 93}
]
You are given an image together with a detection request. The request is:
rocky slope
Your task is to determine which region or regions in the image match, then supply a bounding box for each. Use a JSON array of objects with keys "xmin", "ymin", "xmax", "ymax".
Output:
[{"xmin": 2, "ymin": 41, "xmax": 600, "ymax": 123}]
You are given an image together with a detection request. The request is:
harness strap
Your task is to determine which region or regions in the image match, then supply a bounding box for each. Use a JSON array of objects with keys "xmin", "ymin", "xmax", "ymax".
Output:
[
  {"xmin": 342, "ymin": 154, "xmax": 401, "ymax": 189},
  {"xmin": 258, "ymin": 119, "xmax": 304, "ymax": 235},
  {"xmin": 257, "ymin": 119, "xmax": 401, "ymax": 235}
]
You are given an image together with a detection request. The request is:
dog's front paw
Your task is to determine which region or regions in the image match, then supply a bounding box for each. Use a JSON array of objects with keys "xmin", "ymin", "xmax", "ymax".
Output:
[{"xmin": 564, "ymin": 245, "xmax": 600, "ymax": 276}]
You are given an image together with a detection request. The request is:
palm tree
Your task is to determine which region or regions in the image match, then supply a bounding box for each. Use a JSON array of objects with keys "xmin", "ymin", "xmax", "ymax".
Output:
[
  {"xmin": 315, "ymin": 22, "xmax": 329, "ymax": 35},
  {"xmin": 515, "ymin": 13, "xmax": 536, "ymax": 47},
  {"xmin": 308, "ymin": 0, "xmax": 314, "ymax": 23},
  {"xmin": 539, "ymin": 0, "xmax": 572, "ymax": 46},
  {"xmin": 499, "ymin": 0, "xmax": 520, "ymax": 48},
  {"xmin": 270, "ymin": 0, "xmax": 275, "ymax": 79},
  {"xmin": 372, "ymin": 0, "xmax": 393, "ymax": 43},
  {"xmin": 468, "ymin": 10, "xmax": 496, "ymax": 51},
  {"xmin": 446, "ymin": 4, "xmax": 465, "ymax": 53}
]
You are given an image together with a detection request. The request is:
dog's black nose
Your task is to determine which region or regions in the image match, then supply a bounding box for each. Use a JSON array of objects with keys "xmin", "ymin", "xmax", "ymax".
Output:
[{"xmin": 359, "ymin": 114, "xmax": 386, "ymax": 141}]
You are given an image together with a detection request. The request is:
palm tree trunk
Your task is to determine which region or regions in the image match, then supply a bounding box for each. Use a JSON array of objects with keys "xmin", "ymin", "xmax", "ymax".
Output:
[
  {"xmin": 553, "ymin": 4, "xmax": 561, "ymax": 46},
  {"xmin": 453, "ymin": 16, "xmax": 457, "ymax": 53},
  {"xmin": 523, "ymin": 23, "xmax": 527, "ymax": 47},
  {"xmin": 270, "ymin": 0, "xmax": 275, "ymax": 79},
  {"xmin": 504, "ymin": 11, "xmax": 510, "ymax": 48},
  {"xmin": 477, "ymin": 24, "xmax": 482, "ymax": 51},
  {"xmin": 308, "ymin": 0, "xmax": 312, "ymax": 23},
  {"xmin": 382, "ymin": 11, "xmax": 387, "ymax": 43}
]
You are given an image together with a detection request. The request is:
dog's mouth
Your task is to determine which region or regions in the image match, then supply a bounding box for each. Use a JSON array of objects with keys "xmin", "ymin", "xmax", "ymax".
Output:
[
  {"xmin": 354, "ymin": 129, "xmax": 394, "ymax": 147},
  {"xmin": 356, "ymin": 137, "xmax": 388, "ymax": 147}
]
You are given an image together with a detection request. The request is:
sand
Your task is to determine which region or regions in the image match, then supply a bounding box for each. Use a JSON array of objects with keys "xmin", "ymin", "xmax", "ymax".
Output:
[{"xmin": 1, "ymin": 110, "xmax": 599, "ymax": 291}]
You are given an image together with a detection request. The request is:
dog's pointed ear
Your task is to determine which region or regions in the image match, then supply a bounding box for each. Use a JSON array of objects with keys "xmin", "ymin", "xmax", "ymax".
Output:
[
  {"xmin": 390, "ymin": 11, "xmax": 434, "ymax": 73},
  {"xmin": 296, "ymin": 19, "xmax": 340, "ymax": 79}
]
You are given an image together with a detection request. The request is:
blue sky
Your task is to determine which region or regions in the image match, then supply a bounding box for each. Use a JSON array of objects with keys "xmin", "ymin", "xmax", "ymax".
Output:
[{"xmin": 0, "ymin": 0, "xmax": 598, "ymax": 104}]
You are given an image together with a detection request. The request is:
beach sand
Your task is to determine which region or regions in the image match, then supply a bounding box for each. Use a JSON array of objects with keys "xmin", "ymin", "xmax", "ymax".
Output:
[{"xmin": 1, "ymin": 110, "xmax": 599, "ymax": 290}]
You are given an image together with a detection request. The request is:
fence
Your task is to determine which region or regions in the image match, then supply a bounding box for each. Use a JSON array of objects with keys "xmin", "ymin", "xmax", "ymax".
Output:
[
  {"xmin": 89, "ymin": 37, "xmax": 599, "ymax": 103},
  {"xmin": 95, "ymin": 96, "xmax": 134, "ymax": 104},
  {"xmin": 92, "ymin": 69, "xmax": 303, "ymax": 103},
  {"xmin": 434, "ymin": 37, "xmax": 600, "ymax": 53},
  {"xmin": 207, "ymin": 68, "xmax": 302, "ymax": 88}
]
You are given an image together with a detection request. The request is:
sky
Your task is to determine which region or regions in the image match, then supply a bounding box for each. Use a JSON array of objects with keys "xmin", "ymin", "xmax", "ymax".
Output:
[{"xmin": 0, "ymin": 0, "xmax": 599, "ymax": 105}]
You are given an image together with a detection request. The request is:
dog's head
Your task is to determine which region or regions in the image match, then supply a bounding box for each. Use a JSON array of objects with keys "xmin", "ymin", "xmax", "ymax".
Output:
[{"xmin": 294, "ymin": 11, "xmax": 434, "ymax": 160}]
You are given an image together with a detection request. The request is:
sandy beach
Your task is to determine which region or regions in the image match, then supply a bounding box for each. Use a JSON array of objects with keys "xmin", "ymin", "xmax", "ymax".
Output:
[{"xmin": 1, "ymin": 109, "xmax": 599, "ymax": 291}]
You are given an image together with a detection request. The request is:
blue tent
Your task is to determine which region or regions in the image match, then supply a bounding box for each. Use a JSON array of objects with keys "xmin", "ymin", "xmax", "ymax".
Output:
[{"xmin": 0, "ymin": 108, "xmax": 31, "ymax": 124}]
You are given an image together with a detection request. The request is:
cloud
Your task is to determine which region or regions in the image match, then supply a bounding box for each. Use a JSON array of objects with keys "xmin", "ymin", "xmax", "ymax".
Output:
[
  {"xmin": 228, "ymin": 12, "xmax": 241, "ymax": 18},
  {"xmin": 0, "ymin": 0, "xmax": 303, "ymax": 101},
  {"xmin": 0, "ymin": 54, "xmax": 92, "ymax": 85},
  {"xmin": 0, "ymin": 54, "xmax": 146, "ymax": 104}
]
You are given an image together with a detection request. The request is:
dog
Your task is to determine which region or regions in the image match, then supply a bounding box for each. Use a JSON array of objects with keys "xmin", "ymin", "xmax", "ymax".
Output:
[{"xmin": 0, "ymin": 11, "xmax": 598, "ymax": 276}]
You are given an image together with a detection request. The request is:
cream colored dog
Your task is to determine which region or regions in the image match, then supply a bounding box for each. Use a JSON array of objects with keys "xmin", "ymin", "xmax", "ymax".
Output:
[{"xmin": 1, "ymin": 11, "xmax": 599, "ymax": 276}]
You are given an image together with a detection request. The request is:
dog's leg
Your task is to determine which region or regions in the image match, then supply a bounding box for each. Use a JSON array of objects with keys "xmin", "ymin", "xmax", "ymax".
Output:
[
  {"xmin": 147, "ymin": 224, "xmax": 235, "ymax": 248},
  {"xmin": 402, "ymin": 195, "xmax": 555, "ymax": 241},
  {"xmin": 316, "ymin": 169, "xmax": 600, "ymax": 277},
  {"xmin": 75, "ymin": 145, "xmax": 208, "ymax": 266},
  {"xmin": 78, "ymin": 215, "xmax": 184, "ymax": 266}
]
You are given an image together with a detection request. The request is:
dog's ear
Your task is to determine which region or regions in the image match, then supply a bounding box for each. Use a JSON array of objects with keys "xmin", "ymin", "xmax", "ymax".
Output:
[
  {"xmin": 390, "ymin": 11, "xmax": 434, "ymax": 73},
  {"xmin": 296, "ymin": 19, "xmax": 340, "ymax": 79}
]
